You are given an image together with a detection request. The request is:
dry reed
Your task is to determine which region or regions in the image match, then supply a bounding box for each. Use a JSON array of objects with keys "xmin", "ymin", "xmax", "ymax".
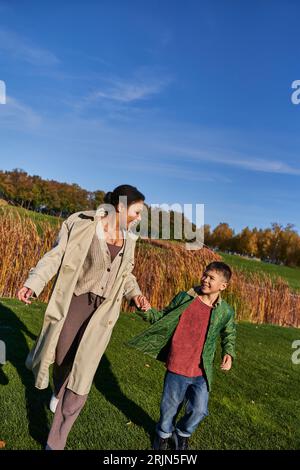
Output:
[{"xmin": 1, "ymin": 212, "xmax": 299, "ymax": 327}]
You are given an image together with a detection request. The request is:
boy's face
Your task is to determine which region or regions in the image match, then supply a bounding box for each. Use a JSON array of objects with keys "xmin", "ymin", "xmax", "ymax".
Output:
[{"xmin": 200, "ymin": 269, "xmax": 228, "ymax": 295}]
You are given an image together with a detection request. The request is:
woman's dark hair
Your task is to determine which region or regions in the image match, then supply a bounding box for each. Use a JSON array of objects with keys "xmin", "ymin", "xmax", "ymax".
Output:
[{"xmin": 103, "ymin": 185, "xmax": 145, "ymax": 209}]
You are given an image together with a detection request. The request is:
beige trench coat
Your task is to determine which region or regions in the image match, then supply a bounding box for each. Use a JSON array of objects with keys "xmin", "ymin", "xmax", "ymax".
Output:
[{"xmin": 23, "ymin": 208, "xmax": 142, "ymax": 395}]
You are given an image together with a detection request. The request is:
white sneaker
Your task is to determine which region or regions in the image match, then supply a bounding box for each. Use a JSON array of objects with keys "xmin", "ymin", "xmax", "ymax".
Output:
[{"xmin": 49, "ymin": 393, "xmax": 59, "ymax": 413}]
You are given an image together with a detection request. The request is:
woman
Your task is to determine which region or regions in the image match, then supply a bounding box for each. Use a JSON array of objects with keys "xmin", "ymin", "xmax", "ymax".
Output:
[{"xmin": 17, "ymin": 184, "xmax": 151, "ymax": 450}]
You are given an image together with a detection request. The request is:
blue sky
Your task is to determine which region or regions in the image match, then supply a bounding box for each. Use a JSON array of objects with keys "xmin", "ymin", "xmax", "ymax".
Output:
[{"xmin": 0, "ymin": 0, "xmax": 300, "ymax": 233}]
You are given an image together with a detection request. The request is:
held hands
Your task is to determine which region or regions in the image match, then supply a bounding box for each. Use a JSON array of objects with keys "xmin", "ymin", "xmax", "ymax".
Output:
[
  {"xmin": 132, "ymin": 295, "xmax": 152, "ymax": 311},
  {"xmin": 17, "ymin": 286, "xmax": 34, "ymax": 305},
  {"xmin": 220, "ymin": 354, "xmax": 232, "ymax": 371}
]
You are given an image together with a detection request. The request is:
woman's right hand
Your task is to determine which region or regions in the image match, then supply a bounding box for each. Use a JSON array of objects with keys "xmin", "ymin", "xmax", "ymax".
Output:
[{"xmin": 17, "ymin": 286, "xmax": 34, "ymax": 304}]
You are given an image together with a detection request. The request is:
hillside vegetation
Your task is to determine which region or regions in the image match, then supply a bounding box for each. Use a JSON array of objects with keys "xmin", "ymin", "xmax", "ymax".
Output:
[{"xmin": 0, "ymin": 203, "xmax": 299, "ymax": 327}]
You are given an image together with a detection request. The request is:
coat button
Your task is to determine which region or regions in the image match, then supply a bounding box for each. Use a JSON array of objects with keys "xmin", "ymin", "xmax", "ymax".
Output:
[
  {"xmin": 107, "ymin": 268, "xmax": 111, "ymax": 272},
  {"xmin": 108, "ymin": 321, "xmax": 112, "ymax": 325}
]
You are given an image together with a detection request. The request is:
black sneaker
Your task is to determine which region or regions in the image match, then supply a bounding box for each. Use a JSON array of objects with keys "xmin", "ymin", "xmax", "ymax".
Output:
[
  {"xmin": 152, "ymin": 434, "xmax": 171, "ymax": 450},
  {"xmin": 174, "ymin": 431, "xmax": 189, "ymax": 450}
]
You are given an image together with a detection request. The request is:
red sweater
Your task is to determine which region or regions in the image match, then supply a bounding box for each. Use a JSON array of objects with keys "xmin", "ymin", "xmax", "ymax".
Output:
[{"xmin": 166, "ymin": 296, "xmax": 212, "ymax": 377}]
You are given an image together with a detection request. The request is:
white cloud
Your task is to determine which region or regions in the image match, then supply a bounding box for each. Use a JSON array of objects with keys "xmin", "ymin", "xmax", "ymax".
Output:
[
  {"xmin": 92, "ymin": 80, "xmax": 165, "ymax": 103},
  {"xmin": 0, "ymin": 28, "xmax": 60, "ymax": 66},
  {"xmin": 163, "ymin": 145, "xmax": 300, "ymax": 176},
  {"xmin": 0, "ymin": 95, "xmax": 42, "ymax": 129},
  {"xmin": 83, "ymin": 68, "xmax": 172, "ymax": 105},
  {"xmin": 96, "ymin": 156, "xmax": 231, "ymax": 183}
]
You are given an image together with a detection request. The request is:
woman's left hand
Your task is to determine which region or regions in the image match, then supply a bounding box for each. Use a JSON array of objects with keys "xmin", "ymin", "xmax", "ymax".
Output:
[{"xmin": 132, "ymin": 295, "xmax": 152, "ymax": 311}]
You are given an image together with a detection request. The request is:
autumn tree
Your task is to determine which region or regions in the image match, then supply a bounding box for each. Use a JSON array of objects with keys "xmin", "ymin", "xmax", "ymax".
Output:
[
  {"xmin": 210, "ymin": 223, "xmax": 234, "ymax": 251},
  {"xmin": 234, "ymin": 227, "xmax": 258, "ymax": 256}
]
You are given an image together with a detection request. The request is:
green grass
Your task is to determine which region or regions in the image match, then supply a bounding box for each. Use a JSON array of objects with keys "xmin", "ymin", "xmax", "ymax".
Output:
[
  {"xmin": 220, "ymin": 251, "xmax": 300, "ymax": 293},
  {"xmin": 0, "ymin": 202, "xmax": 61, "ymax": 234},
  {"xmin": 0, "ymin": 298, "xmax": 299, "ymax": 450}
]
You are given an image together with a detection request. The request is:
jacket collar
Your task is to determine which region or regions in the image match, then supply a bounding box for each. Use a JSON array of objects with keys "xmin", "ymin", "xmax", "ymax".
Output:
[{"xmin": 186, "ymin": 286, "xmax": 222, "ymax": 307}]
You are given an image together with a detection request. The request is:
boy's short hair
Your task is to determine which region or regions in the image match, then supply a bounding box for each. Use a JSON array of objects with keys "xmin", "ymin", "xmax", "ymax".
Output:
[{"xmin": 204, "ymin": 261, "xmax": 232, "ymax": 283}]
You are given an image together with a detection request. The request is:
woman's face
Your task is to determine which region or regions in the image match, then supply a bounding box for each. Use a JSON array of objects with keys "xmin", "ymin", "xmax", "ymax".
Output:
[{"xmin": 119, "ymin": 200, "xmax": 144, "ymax": 229}]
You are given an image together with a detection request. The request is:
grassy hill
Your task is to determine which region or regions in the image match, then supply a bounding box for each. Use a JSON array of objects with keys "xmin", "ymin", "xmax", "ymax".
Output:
[
  {"xmin": 0, "ymin": 199, "xmax": 61, "ymax": 234},
  {"xmin": 220, "ymin": 251, "xmax": 300, "ymax": 293},
  {"xmin": 0, "ymin": 298, "xmax": 299, "ymax": 450}
]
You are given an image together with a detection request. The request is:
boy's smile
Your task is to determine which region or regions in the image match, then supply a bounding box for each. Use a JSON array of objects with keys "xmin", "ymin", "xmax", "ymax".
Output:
[{"xmin": 200, "ymin": 269, "xmax": 228, "ymax": 295}]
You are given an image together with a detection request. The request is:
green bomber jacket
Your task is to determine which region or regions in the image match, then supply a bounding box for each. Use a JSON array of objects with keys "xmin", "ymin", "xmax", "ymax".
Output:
[{"xmin": 126, "ymin": 286, "xmax": 236, "ymax": 390}]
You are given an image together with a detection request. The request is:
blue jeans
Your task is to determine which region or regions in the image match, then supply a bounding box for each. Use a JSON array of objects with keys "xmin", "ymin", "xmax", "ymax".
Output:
[{"xmin": 156, "ymin": 371, "xmax": 209, "ymax": 438}]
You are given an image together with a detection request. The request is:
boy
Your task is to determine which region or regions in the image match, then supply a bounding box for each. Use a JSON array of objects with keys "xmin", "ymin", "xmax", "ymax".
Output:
[{"xmin": 127, "ymin": 261, "xmax": 236, "ymax": 450}]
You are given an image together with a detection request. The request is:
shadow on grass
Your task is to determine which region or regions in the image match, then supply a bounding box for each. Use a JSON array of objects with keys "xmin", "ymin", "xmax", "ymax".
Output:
[
  {"xmin": 0, "ymin": 301, "xmax": 156, "ymax": 448},
  {"xmin": 94, "ymin": 355, "xmax": 157, "ymax": 447},
  {"xmin": 0, "ymin": 302, "xmax": 51, "ymax": 448},
  {"xmin": 0, "ymin": 364, "xmax": 9, "ymax": 385}
]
